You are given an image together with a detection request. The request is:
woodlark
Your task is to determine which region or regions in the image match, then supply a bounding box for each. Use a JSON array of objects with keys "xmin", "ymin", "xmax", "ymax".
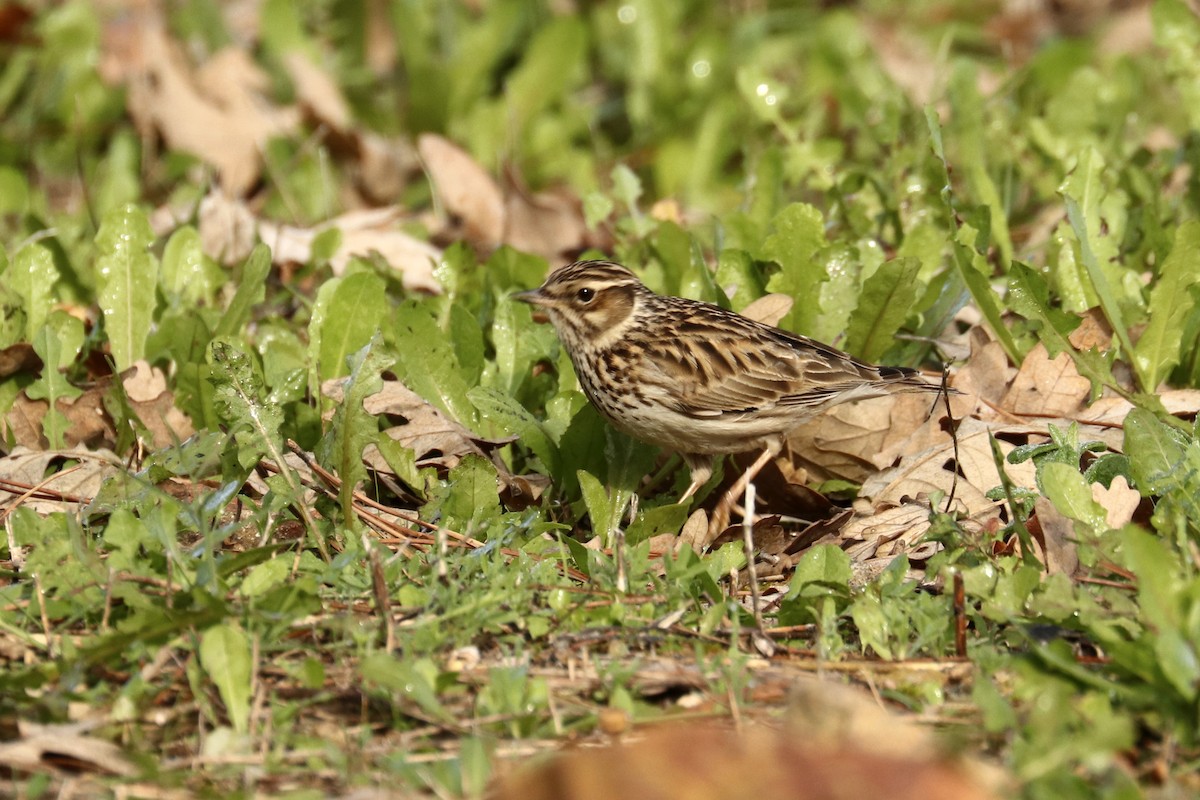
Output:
[{"xmin": 517, "ymin": 259, "xmax": 943, "ymax": 528}]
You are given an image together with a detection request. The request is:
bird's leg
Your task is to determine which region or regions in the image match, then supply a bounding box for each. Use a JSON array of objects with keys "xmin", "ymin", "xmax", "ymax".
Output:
[
  {"xmin": 678, "ymin": 455, "xmax": 712, "ymax": 504},
  {"xmin": 707, "ymin": 445, "xmax": 779, "ymax": 538}
]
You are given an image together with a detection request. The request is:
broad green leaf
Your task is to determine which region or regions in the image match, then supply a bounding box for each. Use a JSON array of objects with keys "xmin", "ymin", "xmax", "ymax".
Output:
[
  {"xmin": 436, "ymin": 454, "xmax": 501, "ymax": 533},
  {"xmin": 924, "ymin": 110, "xmax": 1022, "ymax": 363},
  {"xmin": 1119, "ymin": 527, "xmax": 1183, "ymax": 633},
  {"xmin": 1135, "ymin": 220, "xmax": 1200, "ymax": 390},
  {"xmin": 762, "ymin": 202, "xmax": 827, "ymax": 336},
  {"xmin": 240, "ymin": 557, "xmax": 290, "ymax": 598},
  {"xmin": 10, "ymin": 243, "xmax": 60, "ymax": 340},
  {"xmin": 214, "ymin": 245, "xmax": 270, "ymax": 339},
  {"xmin": 786, "ymin": 543, "xmax": 851, "ymax": 599},
  {"xmin": 1007, "ymin": 262, "xmax": 1114, "ymax": 394},
  {"xmin": 318, "ymin": 271, "xmax": 389, "ymax": 382},
  {"xmin": 849, "ymin": 592, "xmax": 894, "ymax": 660},
  {"xmin": 392, "ymin": 300, "xmax": 478, "ymax": 427},
  {"xmin": 1062, "ymin": 157, "xmax": 1144, "ymax": 388},
  {"xmin": 1040, "ymin": 462, "xmax": 1109, "ymax": 534},
  {"xmin": 95, "ymin": 203, "xmax": 156, "ymax": 371},
  {"xmin": 1123, "ymin": 408, "xmax": 1190, "ymax": 496},
  {"xmin": 845, "ymin": 256, "xmax": 921, "ymax": 362},
  {"xmin": 1154, "ymin": 0, "xmax": 1200, "ymax": 131},
  {"xmin": 199, "ymin": 623, "xmax": 253, "ymax": 733},
  {"xmin": 161, "ymin": 225, "xmax": 220, "ymax": 307},
  {"xmin": 469, "ymin": 385, "xmax": 559, "ymax": 475},
  {"xmin": 946, "ymin": 62, "xmax": 1013, "ymax": 266},
  {"xmin": 207, "ymin": 340, "xmax": 281, "ymax": 471},
  {"xmin": 577, "ymin": 469, "xmax": 615, "ymax": 542},
  {"xmin": 505, "ymin": 15, "xmax": 586, "ymax": 134},
  {"xmin": 26, "ymin": 313, "xmax": 85, "ymax": 448},
  {"xmin": 316, "ymin": 334, "xmax": 393, "ymax": 524}
]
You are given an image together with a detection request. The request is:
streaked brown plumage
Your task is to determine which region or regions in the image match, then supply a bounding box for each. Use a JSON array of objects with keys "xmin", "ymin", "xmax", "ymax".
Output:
[{"xmin": 516, "ymin": 260, "xmax": 941, "ymax": 520}]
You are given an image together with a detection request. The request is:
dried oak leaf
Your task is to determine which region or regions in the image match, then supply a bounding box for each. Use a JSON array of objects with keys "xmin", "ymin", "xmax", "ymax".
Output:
[
  {"xmin": 491, "ymin": 721, "xmax": 998, "ymax": 800},
  {"xmin": 0, "ymin": 720, "xmax": 136, "ymax": 777},
  {"xmin": 418, "ymin": 133, "xmax": 505, "ymax": 249},
  {"xmin": 121, "ymin": 25, "xmax": 301, "ymax": 196},
  {"xmin": 197, "ymin": 192, "xmax": 442, "ymax": 292},
  {"xmin": 0, "ymin": 447, "xmax": 122, "ymax": 515}
]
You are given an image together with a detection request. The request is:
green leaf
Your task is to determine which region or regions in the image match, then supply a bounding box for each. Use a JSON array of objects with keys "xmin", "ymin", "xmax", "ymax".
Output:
[
  {"xmin": 433, "ymin": 454, "xmax": 500, "ymax": 535},
  {"xmin": 392, "ymin": 300, "xmax": 478, "ymax": 427},
  {"xmin": 1123, "ymin": 408, "xmax": 1189, "ymax": 496},
  {"xmin": 469, "ymin": 385, "xmax": 559, "ymax": 475},
  {"xmin": 577, "ymin": 469, "xmax": 616, "ymax": 542},
  {"xmin": 1135, "ymin": 220, "xmax": 1200, "ymax": 390},
  {"xmin": 207, "ymin": 340, "xmax": 281, "ymax": 471},
  {"xmin": 316, "ymin": 333, "xmax": 393, "ymax": 524},
  {"xmin": 26, "ymin": 313, "xmax": 85, "ymax": 448},
  {"xmin": 1062, "ymin": 155, "xmax": 1144, "ymax": 388},
  {"xmin": 199, "ymin": 623, "xmax": 253, "ymax": 733},
  {"xmin": 214, "ymin": 245, "xmax": 271, "ymax": 339},
  {"xmin": 1040, "ymin": 462, "xmax": 1109, "ymax": 534},
  {"xmin": 505, "ymin": 15, "xmax": 586, "ymax": 133},
  {"xmin": 318, "ymin": 271, "xmax": 390, "ymax": 382},
  {"xmin": 95, "ymin": 203, "xmax": 157, "ymax": 371},
  {"xmin": 762, "ymin": 202, "xmax": 827, "ymax": 335},
  {"xmin": 786, "ymin": 543, "xmax": 852, "ymax": 599},
  {"xmin": 1120, "ymin": 527, "xmax": 1182, "ymax": 632},
  {"xmin": 161, "ymin": 225, "xmax": 220, "ymax": 307},
  {"xmin": 924, "ymin": 108, "xmax": 1022, "ymax": 364},
  {"xmin": 9, "ymin": 243, "xmax": 60, "ymax": 340},
  {"xmin": 845, "ymin": 257, "xmax": 921, "ymax": 361}
]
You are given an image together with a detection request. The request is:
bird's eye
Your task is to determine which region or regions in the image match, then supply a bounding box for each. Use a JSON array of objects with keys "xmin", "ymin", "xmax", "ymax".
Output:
[{"xmin": 576, "ymin": 287, "xmax": 595, "ymax": 303}]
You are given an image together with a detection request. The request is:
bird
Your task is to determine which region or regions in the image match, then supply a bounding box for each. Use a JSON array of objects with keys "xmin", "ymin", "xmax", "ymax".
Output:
[{"xmin": 516, "ymin": 259, "xmax": 945, "ymax": 532}]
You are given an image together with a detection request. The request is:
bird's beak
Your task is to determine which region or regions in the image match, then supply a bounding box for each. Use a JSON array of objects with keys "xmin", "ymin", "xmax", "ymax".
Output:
[{"xmin": 514, "ymin": 288, "xmax": 550, "ymax": 307}]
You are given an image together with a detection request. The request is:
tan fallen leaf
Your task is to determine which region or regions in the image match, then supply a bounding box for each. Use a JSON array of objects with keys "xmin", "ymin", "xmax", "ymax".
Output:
[
  {"xmin": 0, "ymin": 447, "xmax": 122, "ymax": 515},
  {"xmin": 323, "ymin": 379, "xmax": 517, "ymax": 487},
  {"xmin": 122, "ymin": 361, "xmax": 196, "ymax": 448},
  {"xmin": 418, "ymin": 133, "xmax": 505, "ymax": 248},
  {"xmin": 1091, "ymin": 476, "xmax": 1140, "ymax": 530},
  {"xmin": 491, "ymin": 718, "xmax": 999, "ymax": 800},
  {"xmin": 740, "ymin": 293, "xmax": 794, "ymax": 327},
  {"xmin": 503, "ymin": 186, "xmax": 591, "ymax": 263},
  {"xmin": 123, "ymin": 25, "xmax": 300, "ymax": 195},
  {"xmin": 198, "ymin": 192, "xmax": 442, "ymax": 291},
  {"xmin": 860, "ymin": 418, "xmax": 1039, "ymax": 517},
  {"xmin": 1032, "ymin": 496, "xmax": 1081, "ymax": 576},
  {"xmin": 282, "ymin": 51, "xmax": 352, "ymax": 133},
  {"xmin": 0, "ymin": 720, "xmax": 136, "ymax": 777},
  {"xmin": 1001, "ymin": 342, "xmax": 1093, "ymax": 417}
]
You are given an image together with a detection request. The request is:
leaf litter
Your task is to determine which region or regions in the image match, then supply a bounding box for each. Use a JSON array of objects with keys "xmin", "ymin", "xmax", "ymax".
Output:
[{"xmin": 4, "ymin": 0, "xmax": 1200, "ymax": 796}]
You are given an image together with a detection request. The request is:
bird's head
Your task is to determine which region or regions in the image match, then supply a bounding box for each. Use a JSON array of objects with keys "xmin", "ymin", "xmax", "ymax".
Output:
[{"xmin": 515, "ymin": 260, "xmax": 646, "ymax": 347}]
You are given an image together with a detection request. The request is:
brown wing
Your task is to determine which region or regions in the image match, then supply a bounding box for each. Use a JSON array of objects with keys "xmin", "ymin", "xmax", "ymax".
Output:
[{"xmin": 638, "ymin": 304, "xmax": 927, "ymax": 419}]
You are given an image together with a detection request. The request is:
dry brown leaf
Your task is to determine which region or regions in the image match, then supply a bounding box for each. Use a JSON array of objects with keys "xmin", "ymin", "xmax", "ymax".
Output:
[
  {"xmin": 198, "ymin": 192, "xmax": 442, "ymax": 291},
  {"xmin": 0, "ymin": 720, "xmax": 137, "ymax": 776},
  {"xmin": 323, "ymin": 379, "xmax": 513, "ymax": 482},
  {"xmin": 839, "ymin": 503, "xmax": 936, "ymax": 564},
  {"xmin": 739, "ymin": 293, "xmax": 793, "ymax": 327},
  {"xmin": 503, "ymin": 187, "xmax": 590, "ymax": 263},
  {"xmin": 0, "ymin": 447, "xmax": 122, "ymax": 515},
  {"xmin": 122, "ymin": 361, "xmax": 195, "ymax": 448},
  {"xmin": 860, "ymin": 418, "xmax": 1038, "ymax": 517},
  {"xmin": 418, "ymin": 133, "xmax": 505, "ymax": 248},
  {"xmin": 1091, "ymin": 476, "xmax": 1140, "ymax": 530},
  {"xmin": 786, "ymin": 391, "xmax": 949, "ymax": 485},
  {"xmin": 1001, "ymin": 343, "xmax": 1092, "ymax": 417},
  {"xmin": 3, "ymin": 387, "xmax": 114, "ymax": 450},
  {"xmin": 491, "ymin": 720, "xmax": 998, "ymax": 800},
  {"xmin": 282, "ymin": 51, "xmax": 351, "ymax": 133},
  {"xmin": 0, "ymin": 342, "xmax": 40, "ymax": 378},
  {"xmin": 1031, "ymin": 496, "xmax": 1080, "ymax": 576},
  {"xmin": 123, "ymin": 26, "xmax": 300, "ymax": 195}
]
